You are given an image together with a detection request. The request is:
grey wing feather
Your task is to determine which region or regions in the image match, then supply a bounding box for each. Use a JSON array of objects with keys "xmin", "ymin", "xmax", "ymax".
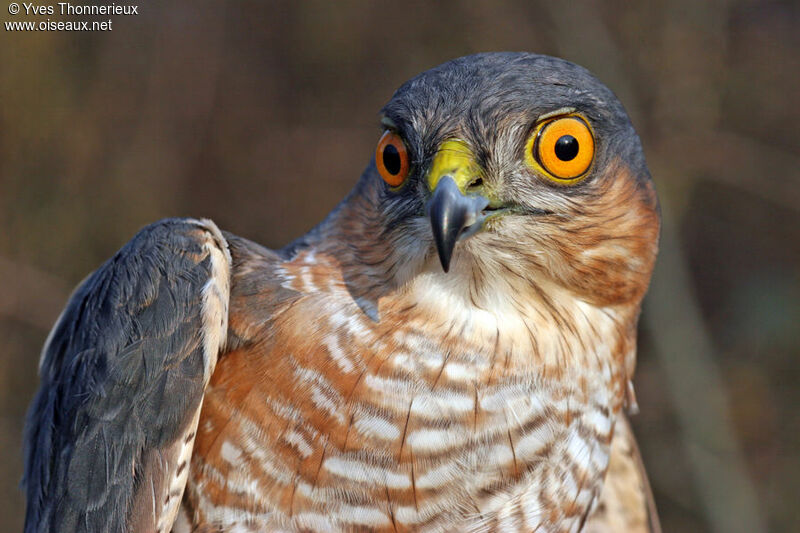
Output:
[{"xmin": 22, "ymin": 218, "xmax": 231, "ymax": 533}]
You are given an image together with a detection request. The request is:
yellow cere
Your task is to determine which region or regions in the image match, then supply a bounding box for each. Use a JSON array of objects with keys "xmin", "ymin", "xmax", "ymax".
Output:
[{"xmin": 426, "ymin": 139, "xmax": 482, "ymax": 193}]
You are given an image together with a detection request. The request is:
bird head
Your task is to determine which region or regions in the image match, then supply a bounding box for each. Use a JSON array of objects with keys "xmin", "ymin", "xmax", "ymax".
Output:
[{"xmin": 336, "ymin": 53, "xmax": 659, "ymax": 310}]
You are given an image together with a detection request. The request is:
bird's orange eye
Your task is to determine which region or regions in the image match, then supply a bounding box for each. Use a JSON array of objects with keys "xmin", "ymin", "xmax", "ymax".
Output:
[
  {"xmin": 527, "ymin": 116, "xmax": 595, "ymax": 183},
  {"xmin": 376, "ymin": 130, "xmax": 410, "ymax": 187}
]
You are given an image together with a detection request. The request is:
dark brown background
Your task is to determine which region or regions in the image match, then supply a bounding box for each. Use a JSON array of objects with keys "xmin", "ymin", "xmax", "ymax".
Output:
[{"xmin": 1, "ymin": 1, "xmax": 798, "ymax": 531}]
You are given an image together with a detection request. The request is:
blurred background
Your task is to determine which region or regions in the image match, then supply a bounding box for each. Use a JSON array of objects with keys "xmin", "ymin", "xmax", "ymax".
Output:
[{"xmin": 1, "ymin": 1, "xmax": 798, "ymax": 531}]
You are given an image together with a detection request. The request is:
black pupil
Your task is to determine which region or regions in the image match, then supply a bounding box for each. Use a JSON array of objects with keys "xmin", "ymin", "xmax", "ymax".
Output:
[
  {"xmin": 554, "ymin": 135, "xmax": 579, "ymax": 161},
  {"xmin": 383, "ymin": 144, "xmax": 402, "ymax": 175}
]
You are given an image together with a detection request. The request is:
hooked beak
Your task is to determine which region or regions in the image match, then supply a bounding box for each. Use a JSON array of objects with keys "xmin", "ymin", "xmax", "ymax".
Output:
[{"xmin": 426, "ymin": 176, "xmax": 489, "ymax": 272}]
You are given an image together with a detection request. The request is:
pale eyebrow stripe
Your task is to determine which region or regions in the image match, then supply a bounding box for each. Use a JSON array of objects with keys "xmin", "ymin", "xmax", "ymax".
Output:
[
  {"xmin": 537, "ymin": 107, "xmax": 577, "ymax": 121},
  {"xmin": 380, "ymin": 116, "xmax": 398, "ymax": 129}
]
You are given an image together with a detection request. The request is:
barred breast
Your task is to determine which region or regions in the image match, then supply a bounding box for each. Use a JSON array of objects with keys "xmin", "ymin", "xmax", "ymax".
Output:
[{"xmin": 183, "ymin": 245, "xmax": 629, "ymax": 533}]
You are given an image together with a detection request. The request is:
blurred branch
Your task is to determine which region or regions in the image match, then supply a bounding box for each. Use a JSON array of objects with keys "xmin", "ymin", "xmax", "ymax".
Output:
[
  {"xmin": 644, "ymin": 196, "xmax": 766, "ymax": 533},
  {"xmin": 0, "ymin": 256, "xmax": 70, "ymax": 332}
]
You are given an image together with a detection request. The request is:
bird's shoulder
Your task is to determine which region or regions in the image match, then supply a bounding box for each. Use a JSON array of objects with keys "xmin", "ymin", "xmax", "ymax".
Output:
[
  {"xmin": 23, "ymin": 217, "xmax": 232, "ymax": 533},
  {"xmin": 222, "ymin": 234, "xmax": 373, "ymax": 350}
]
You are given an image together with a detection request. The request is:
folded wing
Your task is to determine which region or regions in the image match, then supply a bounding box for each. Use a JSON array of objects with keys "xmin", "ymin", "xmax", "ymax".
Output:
[{"xmin": 22, "ymin": 218, "xmax": 231, "ymax": 533}]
